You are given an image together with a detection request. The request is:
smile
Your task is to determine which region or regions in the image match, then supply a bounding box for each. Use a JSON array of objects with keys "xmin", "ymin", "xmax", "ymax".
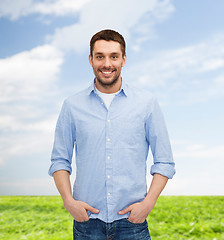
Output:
[
  {"xmin": 102, "ymin": 71, "xmax": 113, "ymax": 74},
  {"xmin": 99, "ymin": 69, "xmax": 116, "ymax": 76}
]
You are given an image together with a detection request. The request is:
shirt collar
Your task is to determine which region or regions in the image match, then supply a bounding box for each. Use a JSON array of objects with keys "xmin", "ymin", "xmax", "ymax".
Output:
[{"xmin": 87, "ymin": 78, "xmax": 128, "ymax": 97}]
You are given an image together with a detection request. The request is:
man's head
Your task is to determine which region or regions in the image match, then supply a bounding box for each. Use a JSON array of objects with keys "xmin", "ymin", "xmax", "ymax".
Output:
[
  {"xmin": 90, "ymin": 29, "xmax": 126, "ymax": 57},
  {"xmin": 89, "ymin": 29, "xmax": 126, "ymax": 93}
]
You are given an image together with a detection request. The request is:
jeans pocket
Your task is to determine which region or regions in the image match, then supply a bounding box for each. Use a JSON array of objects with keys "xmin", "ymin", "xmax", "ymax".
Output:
[
  {"xmin": 75, "ymin": 219, "xmax": 90, "ymax": 224},
  {"xmin": 122, "ymin": 219, "xmax": 151, "ymax": 239},
  {"xmin": 125, "ymin": 218, "xmax": 147, "ymax": 225},
  {"xmin": 73, "ymin": 219, "xmax": 91, "ymax": 238}
]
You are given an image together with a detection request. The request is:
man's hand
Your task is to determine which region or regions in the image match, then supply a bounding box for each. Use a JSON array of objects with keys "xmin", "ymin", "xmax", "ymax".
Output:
[
  {"xmin": 118, "ymin": 174, "xmax": 168, "ymax": 223},
  {"xmin": 118, "ymin": 201, "xmax": 154, "ymax": 224},
  {"xmin": 64, "ymin": 198, "xmax": 100, "ymax": 222},
  {"xmin": 52, "ymin": 170, "xmax": 100, "ymax": 222}
]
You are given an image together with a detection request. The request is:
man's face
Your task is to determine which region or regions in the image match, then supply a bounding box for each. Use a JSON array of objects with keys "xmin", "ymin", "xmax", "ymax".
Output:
[{"xmin": 89, "ymin": 40, "xmax": 126, "ymax": 88}]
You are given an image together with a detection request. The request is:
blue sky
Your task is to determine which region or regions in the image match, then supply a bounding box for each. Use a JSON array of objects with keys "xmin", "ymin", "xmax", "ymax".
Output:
[{"xmin": 0, "ymin": 0, "xmax": 224, "ymax": 195}]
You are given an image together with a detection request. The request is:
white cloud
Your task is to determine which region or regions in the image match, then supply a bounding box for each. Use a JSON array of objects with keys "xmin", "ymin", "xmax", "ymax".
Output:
[
  {"xmin": 0, "ymin": 116, "xmax": 58, "ymax": 167},
  {"xmin": 152, "ymin": 0, "xmax": 175, "ymax": 21},
  {"xmin": 0, "ymin": 122, "xmax": 55, "ymax": 167},
  {"xmin": 0, "ymin": 44, "xmax": 64, "ymax": 166},
  {"xmin": 199, "ymin": 58, "xmax": 224, "ymax": 72},
  {"xmin": 162, "ymin": 175, "xmax": 224, "ymax": 195},
  {"xmin": 208, "ymin": 74, "xmax": 224, "ymax": 97},
  {"xmin": 127, "ymin": 34, "xmax": 224, "ymax": 103},
  {"xmin": 0, "ymin": 156, "xmax": 4, "ymax": 166},
  {"xmin": 0, "ymin": 0, "xmax": 91, "ymax": 20},
  {"xmin": 0, "ymin": 0, "xmax": 175, "ymax": 54},
  {"xmin": 172, "ymin": 140, "xmax": 224, "ymax": 161},
  {"xmin": 0, "ymin": 177, "xmax": 58, "ymax": 195},
  {"xmin": 130, "ymin": 37, "xmax": 224, "ymax": 86},
  {"xmin": 160, "ymin": 140, "xmax": 224, "ymax": 195},
  {"xmin": 174, "ymin": 144, "xmax": 224, "ymax": 160},
  {"xmin": 50, "ymin": 0, "xmax": 175, "ymax": 52},
  {"xmin": 31, "ymin": 0, "xmax": 91, "ymax": 16},
  {"xmin": 0, "ymin": 113, "xmax": 57, "ymax": 133},
  {"xmin": 0, "ymin": 44, "xmax": 63, "ymax": 103},
  {"xmin": 0, "ymin": 0, "xmax": 32, "ymax": 20},
  {"xmin": 147, "ymin": 140, "xmax": 224, "ymax": 195}
]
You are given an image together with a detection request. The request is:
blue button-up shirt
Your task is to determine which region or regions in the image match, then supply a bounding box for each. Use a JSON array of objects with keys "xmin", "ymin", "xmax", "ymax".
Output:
[{"xmin": 49, "ymin": 81, "xmax": 175, "ymax": 223}]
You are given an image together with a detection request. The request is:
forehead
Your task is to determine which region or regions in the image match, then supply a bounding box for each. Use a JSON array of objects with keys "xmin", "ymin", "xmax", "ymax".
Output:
[{"xmin": 93, "ymin": 40, "xmax": 122, "ymax": 54}]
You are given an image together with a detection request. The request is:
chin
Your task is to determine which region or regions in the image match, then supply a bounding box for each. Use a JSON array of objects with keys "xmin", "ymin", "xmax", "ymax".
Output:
[{"xmin": 97, "ymin": 77, "xmax": 119, "ymax": 87}]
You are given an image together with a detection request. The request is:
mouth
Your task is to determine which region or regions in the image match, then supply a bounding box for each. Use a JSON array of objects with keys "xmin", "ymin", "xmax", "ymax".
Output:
[
  {"xmin": 99, "ymin": 69, "xmax": 116, "ymax": 77},
  {"xmin": 102, "ymin": 71, "xmax": 112, "ymax": 74}
]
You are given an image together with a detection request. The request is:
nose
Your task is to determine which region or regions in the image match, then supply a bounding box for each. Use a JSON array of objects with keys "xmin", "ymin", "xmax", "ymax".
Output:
[{"xmin": 103, "ymin": 57, "xmax": 112, "ymax": 69}]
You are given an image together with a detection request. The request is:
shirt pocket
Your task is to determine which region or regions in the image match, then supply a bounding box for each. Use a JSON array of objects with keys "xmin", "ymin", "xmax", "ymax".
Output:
[{"xmin": 113, "ymin": 114, "xmax": 145, "ymax": 148}]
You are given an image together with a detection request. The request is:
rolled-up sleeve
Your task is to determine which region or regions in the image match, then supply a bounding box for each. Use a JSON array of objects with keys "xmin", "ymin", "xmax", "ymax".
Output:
[
  {"xmin": 145, "ymin": 98, "xmax": 175, "ymax": 179},
  {"xmin": 48, "ymin": 99, "xmax": 76, "ymax": 176}
]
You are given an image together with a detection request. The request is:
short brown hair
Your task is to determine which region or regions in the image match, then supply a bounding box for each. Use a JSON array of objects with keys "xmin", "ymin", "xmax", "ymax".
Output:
[{"xmin": 90, "ymin": 29, "xmax": 126, "ymax": 57}]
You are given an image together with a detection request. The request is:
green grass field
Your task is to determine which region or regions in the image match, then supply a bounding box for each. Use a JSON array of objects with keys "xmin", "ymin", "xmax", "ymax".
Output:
[{"xmin": 0, "ymin": 196, "xmax": 223, "ymax": 240}]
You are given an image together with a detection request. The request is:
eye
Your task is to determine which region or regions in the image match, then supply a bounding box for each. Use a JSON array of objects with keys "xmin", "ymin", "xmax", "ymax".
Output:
[
  {"xmin": 96, "ymin": 56, "xmax": 103, "ymax": 59},
  {"xmin": 111, "ymin": 56, "xmax": 118, "ymax": 59}
]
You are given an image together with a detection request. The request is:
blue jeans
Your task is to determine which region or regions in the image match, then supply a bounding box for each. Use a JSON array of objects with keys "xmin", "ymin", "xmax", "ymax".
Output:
[{"xmin": 73, "ymin": 218, "xmax": 151, "ymax": 240}]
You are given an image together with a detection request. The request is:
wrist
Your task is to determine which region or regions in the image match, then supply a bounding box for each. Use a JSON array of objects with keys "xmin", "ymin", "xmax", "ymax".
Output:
[
  {"xmin": 142, "ymin": 197, "xmax": 156, "ymax": 212},
  {"xmin": 63, "ymin": 195, "xmax": 75, "ymax": 206}
]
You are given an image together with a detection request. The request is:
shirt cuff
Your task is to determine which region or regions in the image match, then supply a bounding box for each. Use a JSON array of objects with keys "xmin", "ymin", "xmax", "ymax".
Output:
[
  {"xmin": 150, "ymin": 162, "xmax": 176, "ymax": 179},
  {"xmin": 48, "ymin": 160, "xmax": 72, "ymax": 177}
]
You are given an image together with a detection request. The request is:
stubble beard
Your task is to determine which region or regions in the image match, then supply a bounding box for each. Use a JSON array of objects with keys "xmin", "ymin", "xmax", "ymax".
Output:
[
  {"xmin": 95, "ymin": 69, "xmax": 121, "ymax": 89},
  {"xmin": 96, "ymin": 75, "xmax": 120, "ymax": 88}
]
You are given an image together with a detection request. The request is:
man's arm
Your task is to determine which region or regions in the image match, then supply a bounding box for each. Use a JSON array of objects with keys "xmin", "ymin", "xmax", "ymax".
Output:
[
  {"xmin": 53, "ymin": 170, "xmax": 99, "ymax": 222},
  {"xmin": 118, "ymin": 173, "xmax": 168, "ymax": 223},
  {"xmin": 118, "ymin": 98, "xmax": 175, "ymax": 223}
]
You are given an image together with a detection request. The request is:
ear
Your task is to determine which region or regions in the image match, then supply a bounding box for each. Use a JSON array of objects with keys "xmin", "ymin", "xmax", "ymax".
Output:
[
  {"xmin": 122, "ymin": 54, "xmax": 127, "ymax": 67},
  {"xmin": 89, "ymin": 54, "xmax": 93, "ymax": 67}
]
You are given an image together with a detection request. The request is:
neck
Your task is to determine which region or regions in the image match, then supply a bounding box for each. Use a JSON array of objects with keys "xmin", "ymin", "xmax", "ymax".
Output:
[{"xmin": 95, "ymin": 77, "xmax": 122, "ymax": 94}]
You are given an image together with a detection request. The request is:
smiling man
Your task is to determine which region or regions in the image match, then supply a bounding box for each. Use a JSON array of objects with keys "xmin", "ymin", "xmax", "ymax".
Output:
[
  {"xmin": 89, "ymin": 39, "xmax": 126, "ymax": 93},
  {"xmin": 49, "ymin": 29, "xmax": 175, "ymax": 240}
]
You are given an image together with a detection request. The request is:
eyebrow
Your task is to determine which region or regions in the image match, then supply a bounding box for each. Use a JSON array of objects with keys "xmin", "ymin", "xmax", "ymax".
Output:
[{"xmin": 94, "ymin": 52, "xmax": 120, "ymax": 55}]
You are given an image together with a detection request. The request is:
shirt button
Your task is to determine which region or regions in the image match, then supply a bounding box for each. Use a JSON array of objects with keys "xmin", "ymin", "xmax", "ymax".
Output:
[
  {"xmin": 107, "ymin": 138, "xmax": 111, "ymax": 142},
  {"xmin": 107, "ymin": 119, "xmax": 111, "ymax": 123},
  {"xmin": 107, "ymin": 175, "xmax": 111, "ymax": 179},
  {"xmin": 108, "ymin": 193, "xmax": 111, "ymax": 196},
  {"xmin": 107, "ymin": 156, "xmax": 111, "ymax": 160}
]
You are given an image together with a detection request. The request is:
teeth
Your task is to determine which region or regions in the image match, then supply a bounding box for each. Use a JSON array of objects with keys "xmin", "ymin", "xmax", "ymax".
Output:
[{"xmin": 102, "ymin": 71, "xmax": 112, "ymax": 74}]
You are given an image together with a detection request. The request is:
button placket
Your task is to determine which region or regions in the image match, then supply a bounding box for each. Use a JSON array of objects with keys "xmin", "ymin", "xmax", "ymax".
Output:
[
  {"xmin": 95, "ymin": 92, "xmax": 107, "ymax": 109},
  {"xmin": 105, "ymin": 112, "xmax": 113, "ymax": 208}
]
